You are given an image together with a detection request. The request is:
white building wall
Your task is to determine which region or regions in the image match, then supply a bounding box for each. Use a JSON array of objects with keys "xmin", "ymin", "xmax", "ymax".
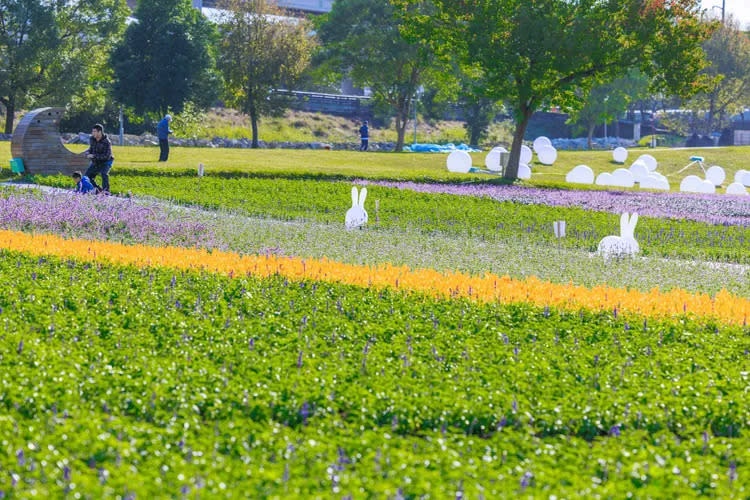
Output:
[{"xmin": 193, "ymin": 0, "xmax": 332, "ymax": 13}]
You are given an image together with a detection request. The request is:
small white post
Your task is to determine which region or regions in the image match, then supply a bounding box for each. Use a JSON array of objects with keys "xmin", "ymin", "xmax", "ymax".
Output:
[
  {"xmin": 553, "ymin": 221, "xmax": 566, "ymax": 251},
  {"xmin": 198, "ymin": 163, "xmax": 204, "ymax": 177}
]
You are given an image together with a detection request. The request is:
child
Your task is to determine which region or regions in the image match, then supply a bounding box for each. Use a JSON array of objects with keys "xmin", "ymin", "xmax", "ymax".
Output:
[{"xmin": 72, "ymin": 171, "xmax": 95, "ymax": 194}]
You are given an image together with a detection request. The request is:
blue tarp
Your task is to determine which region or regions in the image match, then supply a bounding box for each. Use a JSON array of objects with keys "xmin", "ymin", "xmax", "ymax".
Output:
[{"xmin": 403, "ymin": 143, "xmax": 482, "ymax": 153}]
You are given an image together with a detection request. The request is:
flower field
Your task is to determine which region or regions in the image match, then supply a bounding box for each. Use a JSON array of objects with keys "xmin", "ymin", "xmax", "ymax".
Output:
[{"xmin": 1, "ymin": 146, "xmax": 750, "ymax": 497}]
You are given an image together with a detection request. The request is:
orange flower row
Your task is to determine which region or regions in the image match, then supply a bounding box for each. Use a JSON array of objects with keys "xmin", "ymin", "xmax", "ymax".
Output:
[{"xmin": 1, "ymin": 229, "xmax": 748, "ymax": 326}]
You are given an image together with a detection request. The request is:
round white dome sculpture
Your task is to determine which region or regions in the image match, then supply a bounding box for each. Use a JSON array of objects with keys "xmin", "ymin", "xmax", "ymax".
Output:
[
  {"xmin": 650, "ymin": 172, "xmax": 668, "ymax": 182},
  {"xmin": 637, "ymin": 154, "xmax": 658, "ymax": 172},
  {"xmin": 447, "ymin": 150, "xmax": 472, "ymax": 173},
  {"xmin": 726, "ymin": 182, "xmax": 749, "ymax": 196},
  {"xmin": 610, "ymin": 168, "xmax": 635, "ymax": 188},
  {"xmin": 596, "ymin": 172, "xmax": 613, "ymax": 186},
  {"xmin": 537, "ymin": 145, "xmax": 558, "ymax": 165},
  {"xmin": 520, "ymin": 145, "xmax": 533, "ymax": 165},
  {"xmin": 743, "ymin": 171, "xmax": 750, "ymax": 187},
  {"xmin": 629, "ymin": 161, "xmax": 650, "ymax": 183},
  {"xmin": 533, "ymin": 136, "xmax": 552, "ymax": 154},
  {"xmin": 640, "ymin": 175, "xmax": 670, "ymax": 191},
  {"xmin": 705, "ymin": 166, "xmax": 725, "ymax": 187},
  {"xmin": 485, "ymin": 150, "xmax": 503, "ymax": 171},
  {"xmin": 490, "ymin": 146, "xmax": 508, "ymax": 154},
  {"xmin": 734, "ymin": 169, "xmax": 748, "ymax": 184},
  {"xmin": 518, "ymin": 163, "xmax": 532, "ymax": 180},
  {"xmin": 566, "ymin": 165, "xmax": 595, "ymax": 184},
  {"xmin": 698, "ymin": 180, "xmax": 716, "ymax": 194},
  {"xmin": 613, "ymin": 147, "xmax": 628, "ymax": 164},
  {"xmin": 680, "ymin": 175, "xmax": 703, "ymax": 193}
]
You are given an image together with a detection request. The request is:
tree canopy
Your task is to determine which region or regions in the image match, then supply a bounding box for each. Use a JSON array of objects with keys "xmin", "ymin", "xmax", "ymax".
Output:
[
  {"xmin": 217, "ymin": 0, "xmax": 315, "ymax": 148},
  {"xmin": 110, "ymin": 0, "xmax": 220, "ymax": 116},
  {"xmin": 395, "ymin": 0, "xmax": 714, "ymax": 178},
  {"xmin": 0, "ymin": 0, "xmax": 127, "ymax": 134},
  {"xmin": 316, "ymin": 0, "xmax": 436, "ymax": 152},
  {"xmin": 689, "ymin": 15, "xmax": 750, "ymax": 133},
  {"xmin": 569, "ymin": 71, "xmax": 650, "ymax": 148}
]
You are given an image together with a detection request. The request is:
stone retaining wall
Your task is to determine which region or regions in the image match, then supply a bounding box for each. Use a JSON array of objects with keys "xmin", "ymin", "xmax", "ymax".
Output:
[{"xmin": 61, "ymin": 132, "xmax": 396, "ymax": 152}]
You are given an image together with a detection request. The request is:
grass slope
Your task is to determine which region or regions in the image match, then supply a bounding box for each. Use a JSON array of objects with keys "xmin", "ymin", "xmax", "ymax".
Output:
[{"xmin": 199, "ymin": 109, "xmax": 472, "ymax": 145}]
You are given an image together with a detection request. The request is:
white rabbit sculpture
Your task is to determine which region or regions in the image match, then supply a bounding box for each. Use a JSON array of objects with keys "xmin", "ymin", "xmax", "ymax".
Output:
[
  {"xmin": 345, "ymin": 186, "xmax": 368, "ymax": 230},
  {"xmin": 597, "ymin": 212, "xmax": 639, "ymax": 257}
]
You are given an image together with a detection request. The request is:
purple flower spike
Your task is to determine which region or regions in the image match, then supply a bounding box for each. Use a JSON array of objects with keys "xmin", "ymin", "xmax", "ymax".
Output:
[{"xmin": 520, "ymin": 471, "xmax": 532, "ymax": 491}]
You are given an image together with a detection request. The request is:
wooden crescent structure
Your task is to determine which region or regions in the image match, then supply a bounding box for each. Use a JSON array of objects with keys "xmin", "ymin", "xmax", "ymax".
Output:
[{"xmin": 11, "ymin": 107, "xmax": 89, "ymax": 175}]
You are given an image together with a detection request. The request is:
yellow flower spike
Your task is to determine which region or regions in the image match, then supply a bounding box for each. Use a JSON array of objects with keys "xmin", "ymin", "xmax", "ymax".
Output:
[{"xmin": 0, "ymin": 229, "xmax": 748, "ymax": 326}]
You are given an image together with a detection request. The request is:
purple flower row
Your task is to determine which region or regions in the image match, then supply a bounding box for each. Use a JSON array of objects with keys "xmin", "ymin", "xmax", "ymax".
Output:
[
  {"xmin": 357, "ymin": 180, "xmax": 750, "ymax": 227},
  {"xmin": 0, "ymin": 190, "xmax": 222, "ymax": 249}
]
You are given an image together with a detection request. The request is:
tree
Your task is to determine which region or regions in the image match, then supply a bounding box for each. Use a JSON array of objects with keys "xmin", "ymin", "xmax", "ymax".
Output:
[
  {"xmin": 428, "ymin": 64, "xmax": 502, "ymax": 146},
  {"xmin": 217, "ymin": 0, "xmax": 315, "ymax": 148},
  {"xmin": 0, "ymin": 0, "xmax": 127, "ymax": 134},
  {"xmin": 456, "ymin": 69, "xmax": 503, "ymax": 147},
  {"xmin": 570, "ymin": 71, "xmax": 649, "ymax": 148},
  {"xmin": 396, "ymin": 0, "xmax": 714, "ymax": 178},
  {"xmin": 111, "ymin": 0, "xmax": 220, "ymax": 116},
  {"xmin": 689, "ymin": 16, "xmax": 750, "ymax": 133},
  {"xmin": 316, "ymin": 0, "xmax": 436, "ymax": 152}
]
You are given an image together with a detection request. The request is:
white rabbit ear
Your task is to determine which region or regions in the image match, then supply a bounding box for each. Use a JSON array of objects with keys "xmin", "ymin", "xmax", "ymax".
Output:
[
  {"xmin": 359, "ymin": 187, "xmax": 367, "ymax": 207},
  {"xmin": 629, "ymin": 213, "xmax": 639, "ymax": 234},
  {"xmin": 620, "ymin": 213, "xmax": 629, "ymax": 235},
  {"xmin": 351, "ymin": 187, "xmax": 359, "ymax": 207}
]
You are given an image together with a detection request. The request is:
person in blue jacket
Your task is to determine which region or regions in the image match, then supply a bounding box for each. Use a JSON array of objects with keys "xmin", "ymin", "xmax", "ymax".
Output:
[
  {"xmin": 72, "ymin": 171, "xmax": 95, "ymax": 194},
  {"xmin": 157, "ymin": 114, "xmax": 173, "ymax": 162},
  {"xmin": 359, "ymin": 120, "xmax": 369, "ymax": 151}
]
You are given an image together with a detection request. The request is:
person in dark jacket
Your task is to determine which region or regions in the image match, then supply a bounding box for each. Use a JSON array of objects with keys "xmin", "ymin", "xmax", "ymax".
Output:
[
  {"xmin": 359, "ymin": 120, "xmax": 369, "ymax": 151},
  {"xmin": 84, "ymin": 124, "xmax": 114, "ymax": 194},
  {"xmin": 157, "ymin": 114, "xmax": 173, "ymax": 161}
]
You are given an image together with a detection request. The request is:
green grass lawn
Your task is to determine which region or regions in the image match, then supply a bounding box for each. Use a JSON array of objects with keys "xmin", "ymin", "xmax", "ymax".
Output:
[{"xmin": 2, "ymin": 141, "xmax": 749, "ymax": 189}]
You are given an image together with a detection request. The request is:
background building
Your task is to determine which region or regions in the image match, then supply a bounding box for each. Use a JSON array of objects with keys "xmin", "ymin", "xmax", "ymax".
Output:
[{"xmin": 125, "ymin": 0, "xmax": 333, "ymax": 15}]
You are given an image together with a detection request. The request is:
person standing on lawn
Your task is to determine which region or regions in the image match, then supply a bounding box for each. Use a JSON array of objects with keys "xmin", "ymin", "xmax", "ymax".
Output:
[
  {"xmin": 157, "ymin": 114, "xmax": 173, "ymax": 162},
  {"xmin": 359, "ymin": 120, "xmax": 369, "ymax": 151},
  {"xmin": 84, "ymin": 124, "xmax": 114, "ymax": 194}
]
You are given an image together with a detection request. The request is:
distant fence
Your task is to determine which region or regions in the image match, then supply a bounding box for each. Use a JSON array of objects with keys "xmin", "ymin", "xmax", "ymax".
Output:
[
  {"xmin": 274, "ymin": 90, "xmax": 374, "ymax": 120},
  {"xmin": 733, "ymin": 120, "xmax": 750, "ymax": 146}
]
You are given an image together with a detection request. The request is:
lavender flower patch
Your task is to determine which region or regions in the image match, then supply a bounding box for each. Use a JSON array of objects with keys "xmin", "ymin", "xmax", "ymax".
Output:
[
  {"xmin": 0, "ymin": 188, "xmax": 222, "ymax": 249},
  {"xmin": 358, "ymin": 180, "xmax": 750, "ymax": 227}
]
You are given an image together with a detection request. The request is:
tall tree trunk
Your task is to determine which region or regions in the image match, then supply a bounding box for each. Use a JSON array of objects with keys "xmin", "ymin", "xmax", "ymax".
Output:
[
  {"xmin": 3, "ymin": 97, "xmax": 15, "ymax": 135},
  {"xmin": 469, "ymin": 124, "xmax": 481, "ymax": 147},
  {"xmin": 505, "ymin": 108, "xmax": 533, "ymax": 180},
  {"xmin": 468, "ymin": 102, "xmax": 482, "ymax": 146},
  {"xmin": 250, "ymin": 104, "xmax": 259, "ymax": 149},
  {"xmin": 707, "ymin": 91, "xmax": 716, "ymax": 134},
  {"xmin": 587, "ymin": 124, "xmax": 595, "ymax": 149},
  {"xmin": 394, "ymin": 99, "xmax": 410, "ymax": 152}
]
